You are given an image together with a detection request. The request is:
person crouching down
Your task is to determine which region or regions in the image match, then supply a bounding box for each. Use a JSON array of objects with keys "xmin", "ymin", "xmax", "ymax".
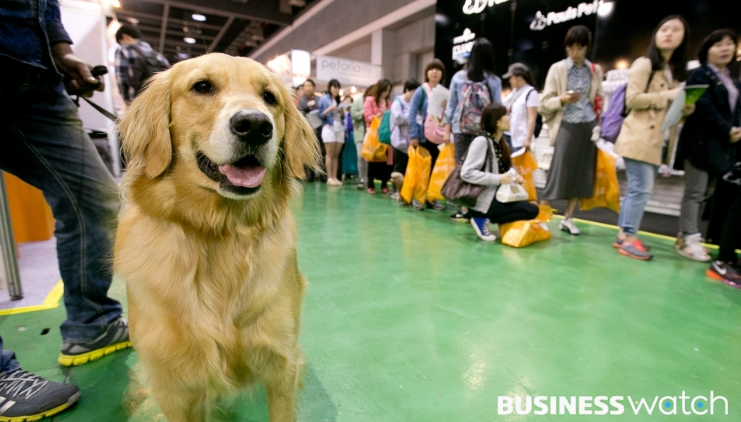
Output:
[{"xmin": 461, "ymin": 104, "xmax": 540, "ymax": 241}]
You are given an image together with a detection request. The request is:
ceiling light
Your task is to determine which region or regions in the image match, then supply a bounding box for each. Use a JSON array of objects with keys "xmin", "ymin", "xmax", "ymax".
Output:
[
  {"xmin": 350, "ymin": 86, "xmax": 357, "ymax": 94},
  {"xmin": 184, "ymin": 37, "xmax": 196, "ymax": 44},
  {"xmin": 597, "ymin": 1, "xmax": 614, "ymax": 17},
  {"xmin": 192, "ymin": 14, "xmax": 206, "ymax": 22}
]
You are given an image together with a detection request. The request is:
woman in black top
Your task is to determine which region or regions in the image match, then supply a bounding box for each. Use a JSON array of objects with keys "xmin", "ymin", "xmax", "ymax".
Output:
[{"xmin": 675, "ymin": 29, "xmax": 741, "ymax": 263}]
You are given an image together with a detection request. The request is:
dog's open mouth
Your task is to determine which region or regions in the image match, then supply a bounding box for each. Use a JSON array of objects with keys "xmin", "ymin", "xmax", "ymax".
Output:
[{"xmin": 197, "ymin": 152, "xmax": 266, "ymax": 195}]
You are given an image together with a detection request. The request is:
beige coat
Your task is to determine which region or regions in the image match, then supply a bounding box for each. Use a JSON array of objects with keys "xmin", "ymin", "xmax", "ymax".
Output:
[
  {"xmin": 539, "ymin": 59, "xmax": 604, "ymax": 146},
  {"xmin": 614, "ymin": 57, "xmax": 677, "ymax": 165}
]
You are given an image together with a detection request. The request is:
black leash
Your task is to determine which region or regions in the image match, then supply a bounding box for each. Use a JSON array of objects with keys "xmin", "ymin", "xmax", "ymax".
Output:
[{"xmin": 78, "ymin": 96, "xmax": 118, "ymax": 122}]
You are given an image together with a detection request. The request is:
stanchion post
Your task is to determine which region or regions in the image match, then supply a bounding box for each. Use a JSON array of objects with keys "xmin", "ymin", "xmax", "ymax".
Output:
[{"xmin": 0, "ymin": 172, "xmax": 23, "ymax": 300}]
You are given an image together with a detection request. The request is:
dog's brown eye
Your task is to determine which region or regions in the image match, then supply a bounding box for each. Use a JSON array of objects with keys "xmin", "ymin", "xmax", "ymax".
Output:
[
  {"xmin": 263, "ymin": 91, "xmax": 277, "ymax": 105},
  {"xmin": 193, "ymin": 81, "xmax": 213, "ymax": 94}
]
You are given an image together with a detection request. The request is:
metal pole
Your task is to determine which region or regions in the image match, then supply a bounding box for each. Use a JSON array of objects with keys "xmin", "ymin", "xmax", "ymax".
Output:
[{"xmin": 0, "ymin": 172, "xmax": 23, "ymax": 300}]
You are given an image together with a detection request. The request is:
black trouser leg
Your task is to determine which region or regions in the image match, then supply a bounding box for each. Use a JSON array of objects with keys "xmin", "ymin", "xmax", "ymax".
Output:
[
  {"xmin": 717, "ymin": 187, "xmax": 741, "ymax": 262},
  {"xmin": 468, "ymin": 199, "xmax": 540, "ymax": 225}
]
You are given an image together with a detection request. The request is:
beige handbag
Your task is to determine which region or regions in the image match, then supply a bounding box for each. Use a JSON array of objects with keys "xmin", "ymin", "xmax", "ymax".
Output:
[{"xmin": 537, "ymin": 146, "xmax": 554, "ymax": 171}]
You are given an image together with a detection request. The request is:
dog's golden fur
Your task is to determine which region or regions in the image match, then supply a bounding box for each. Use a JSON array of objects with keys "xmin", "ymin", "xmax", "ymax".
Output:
[{"xmin": 114, "ymin": 53, "xmax": 321, "ymax": 422}]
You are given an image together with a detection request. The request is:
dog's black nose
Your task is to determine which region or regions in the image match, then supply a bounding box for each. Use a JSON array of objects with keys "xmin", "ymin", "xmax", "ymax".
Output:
[{"xmin": 230, "ymin": 110, "xmax": 273, "ymax": 145}]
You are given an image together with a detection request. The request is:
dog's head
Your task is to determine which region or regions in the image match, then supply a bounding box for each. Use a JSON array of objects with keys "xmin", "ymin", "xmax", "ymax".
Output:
[{"xmin": 118, "ymin": 54, "xmax": 321, "ymax": 230}]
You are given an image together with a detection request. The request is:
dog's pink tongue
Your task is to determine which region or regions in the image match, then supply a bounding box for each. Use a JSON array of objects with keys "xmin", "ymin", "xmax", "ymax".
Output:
[{"xmin": 218, "ymin": 164, "xmax": 267, "ymax": 188}]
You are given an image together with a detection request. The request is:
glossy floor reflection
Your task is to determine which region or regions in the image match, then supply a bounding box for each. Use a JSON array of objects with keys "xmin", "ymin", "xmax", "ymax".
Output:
[{"xmin": 1, "ymin": 182, "xmax": 740, "ymax": 421}]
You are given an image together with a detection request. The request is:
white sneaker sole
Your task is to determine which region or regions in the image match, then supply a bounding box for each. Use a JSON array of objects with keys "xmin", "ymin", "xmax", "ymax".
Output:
[{"xmin": 559, "ymin": 223, "xmax": 580, "ymax": 235}]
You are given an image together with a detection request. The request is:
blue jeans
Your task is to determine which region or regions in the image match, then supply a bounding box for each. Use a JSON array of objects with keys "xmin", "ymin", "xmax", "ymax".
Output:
[
  {"xmin": 0, "ymin": 69, "xmax": 122, "ymax": 372},
  {"xmin": 617, "ymin": 158, "xmax": 657, "ymax": 236}
]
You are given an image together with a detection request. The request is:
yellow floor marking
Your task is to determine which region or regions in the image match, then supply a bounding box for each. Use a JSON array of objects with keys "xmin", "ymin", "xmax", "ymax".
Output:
[{"xmin": 0, "ymin": 280, "xmax": 63, "ymax": 316}]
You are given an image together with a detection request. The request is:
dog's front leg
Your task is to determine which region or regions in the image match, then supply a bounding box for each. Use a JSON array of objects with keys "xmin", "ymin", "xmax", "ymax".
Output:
[
  {"xmin": 262, "ymin": 355, "xmax": 303, "ymax": 422},
  {"xmin": 149, "ymin": 380, "xmax": 210, "ymax": 422},
  {"xmin": 265, "ymin": 374, "xmax": 298, "ymax": 422}
]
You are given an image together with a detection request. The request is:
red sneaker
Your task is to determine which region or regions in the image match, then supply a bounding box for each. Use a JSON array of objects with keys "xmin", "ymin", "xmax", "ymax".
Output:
[
  {"xmin": 367, "ymin": 187, "xmax": 376, "ymax": 195},
  {"xmin": 381, "ymin": 186, "xmax": 391, "ymax": 194}
]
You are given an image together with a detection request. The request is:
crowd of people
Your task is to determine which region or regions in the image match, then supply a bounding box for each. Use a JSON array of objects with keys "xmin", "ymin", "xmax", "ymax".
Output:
[
  {"xmin": 295, "ymin": 16, "xmax": 741, "ymax": 289},
  {"xmin": 0, "ymin": 2, "xmax": 739, "ymax": 419}
]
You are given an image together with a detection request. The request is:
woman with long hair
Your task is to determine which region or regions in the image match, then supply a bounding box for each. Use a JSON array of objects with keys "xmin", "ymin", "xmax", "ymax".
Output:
[
  {"xmin": 538, "ymin": 25, "xmax": 604, "ymax": 236},
  {"xmin": 363, "ymin": 78, "xmax": 393, "ymax": 194},
  {"xmin": 318, "ymin": 79, "xmax": 345, "ymax": 186},
  {"xmin": 614, "ymin": 16, "xmax": 694, "ymax": 260},
  {"xmin": 444, "ymin": 38, "xmax": 503, "ymax": 221},
  {"xmin": 675, "ymin": 29, "xmax": 741, "ymax": 263},
  {"xmin": 461, "ymin": 103, "xmax": 539, "ymax": 242}
]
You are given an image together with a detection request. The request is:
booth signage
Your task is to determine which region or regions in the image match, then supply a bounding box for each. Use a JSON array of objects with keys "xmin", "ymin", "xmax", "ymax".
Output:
[
  {"xmin": 316, "ymin": 56, "xmax": 382, "ymax": 87},
  {"xmin": 530, "ymin": 0, "xmax": 601, "ymax": 31},
  {"xmin": 462, "ymin": 0, "xmax": 510, "ymax": 15},
  {"xmin": 452, "ymin": 28, "xmax": 476, "ymax": 61}
]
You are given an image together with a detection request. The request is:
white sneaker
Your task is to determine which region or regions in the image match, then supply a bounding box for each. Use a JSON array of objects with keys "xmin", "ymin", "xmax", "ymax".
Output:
[
  {"xmin": 559, "ymin": 217, "xmax": 580, "ymax": 235},
  {"xmin": 675, "ymin": 233, "xmax": 711, "ymax": 262},
  {"xmin": 412, "ymin": 199, "xmax": 425, "ymax": 210}
]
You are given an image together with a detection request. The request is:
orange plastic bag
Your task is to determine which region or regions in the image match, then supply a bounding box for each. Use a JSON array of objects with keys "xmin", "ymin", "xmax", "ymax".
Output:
[
  {"xmin": 580, "ymin": 149, "xmax": 620, "ymax": 212},
  {"xmin": 511, "ymin": 150, "xmax": 538, "ymax": 201},
  {"xmin": 427, "ymin": 143, "xmax": 455, "ymax": 202},
  {"xmin": 400, "ymin": 146, "xmax": 432, "ymax": 204},
  {"xmin": 360, "ymin": 117, "xmax": 388, "ymax": 162},
  {"xmin": 499, "ymin": 205, "xmax": 553, "ymax": 248}
]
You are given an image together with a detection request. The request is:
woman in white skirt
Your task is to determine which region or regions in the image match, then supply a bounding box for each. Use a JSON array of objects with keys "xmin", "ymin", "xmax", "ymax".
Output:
[{"xmin": 318, "ymin": 79, "xmax": 345, "ymax": 186}]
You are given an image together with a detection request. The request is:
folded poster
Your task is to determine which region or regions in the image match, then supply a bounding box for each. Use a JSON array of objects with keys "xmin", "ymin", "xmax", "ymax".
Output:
[
  {"xmin": 661, "ymin": 84, "xmax": 708, "ymax": 131},
  {"xmin": 427, "ymin": 85, "xmax": 450, "ymax": 119}
]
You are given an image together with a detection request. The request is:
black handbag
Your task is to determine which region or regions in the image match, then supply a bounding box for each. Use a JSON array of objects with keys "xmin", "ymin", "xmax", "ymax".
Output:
[{"xmin": 440, "ymin": 137, "xmax": 492, "ymax": 207}]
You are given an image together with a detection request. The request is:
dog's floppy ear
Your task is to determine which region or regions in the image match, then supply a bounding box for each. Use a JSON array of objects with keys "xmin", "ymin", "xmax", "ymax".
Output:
[
  {"xmin": 278, "ymin": 83, "xmax": 322, "ymax": 180},
  {"xmin": 118, "ymin": 71, "xmax": 173, "ymax": 178}
]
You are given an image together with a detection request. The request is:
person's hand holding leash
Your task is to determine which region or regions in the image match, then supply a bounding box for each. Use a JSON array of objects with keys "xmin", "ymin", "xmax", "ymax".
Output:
[{"xmin": 52, "ymin": 43, "xmax": 104, "ymax": 97}]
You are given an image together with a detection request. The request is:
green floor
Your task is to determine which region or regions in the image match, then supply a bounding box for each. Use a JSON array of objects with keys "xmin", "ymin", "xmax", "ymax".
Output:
[{"xmin": 2, "ymin": 183, "xmax": 740, "ymax": 421}]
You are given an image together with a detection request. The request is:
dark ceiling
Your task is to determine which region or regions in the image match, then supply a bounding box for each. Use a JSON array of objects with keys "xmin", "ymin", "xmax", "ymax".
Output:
[{"xmin": 115, "ymin": 0, "xmax": 319, "ymax": 63}]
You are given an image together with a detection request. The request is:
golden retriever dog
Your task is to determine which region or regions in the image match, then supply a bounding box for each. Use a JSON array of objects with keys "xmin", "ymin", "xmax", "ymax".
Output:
[{"xmin": 114, "ymin": 53, "xmax": 321, "ymax": 422}]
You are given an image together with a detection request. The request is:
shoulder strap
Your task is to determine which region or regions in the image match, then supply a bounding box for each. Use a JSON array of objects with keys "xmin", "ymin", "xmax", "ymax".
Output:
[
  {"xmin": 622, "ymin": 70, "xmax": 657, "ymax": 116},
  {"xmin": 462, "ymin": 135, "xmax": 493, "ymax": 170},
  {"xmin": 128, "ymin": 43, "xmax": 146, "ymax": 60},
  {"xmin": 645, "ymin": 71, "xmax": 655, "ymax": 93},
  {"xmin": 525, "ymin": 87, "xmax": 537, "ymax": 101}
]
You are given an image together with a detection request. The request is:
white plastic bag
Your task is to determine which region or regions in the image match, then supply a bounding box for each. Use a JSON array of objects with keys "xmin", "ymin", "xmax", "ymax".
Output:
[{"xmin": 496, "ymin": 169, "xmax": 530, "ymax": 203}]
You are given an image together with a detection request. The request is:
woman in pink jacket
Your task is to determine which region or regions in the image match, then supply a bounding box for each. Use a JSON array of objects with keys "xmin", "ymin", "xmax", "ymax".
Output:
[{"xmin": 363, "ymin": 78, "xmax": 393, "ymax": 194}]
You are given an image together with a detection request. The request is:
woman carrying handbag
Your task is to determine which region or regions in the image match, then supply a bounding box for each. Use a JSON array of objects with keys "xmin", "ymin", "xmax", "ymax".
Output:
[{"xmin": 457, "ymin": 104, "xmax": 539, "ymax": 241}]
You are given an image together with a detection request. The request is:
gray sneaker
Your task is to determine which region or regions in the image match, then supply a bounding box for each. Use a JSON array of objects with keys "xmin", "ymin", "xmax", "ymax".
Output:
[
  {"xmin": 619, "ymin": 239, "xmax": 653, "ymax": 261},
  {"xmin": 58, "ymin": 318, "xmax": 131, "ymax": 366},
  {"xmin": 0, "ymin": 369, "xmax": 80, "ymax": 420},
  {"xmin": 429, "ymin": 200, "xmax": 446, "ymax": 211}
]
